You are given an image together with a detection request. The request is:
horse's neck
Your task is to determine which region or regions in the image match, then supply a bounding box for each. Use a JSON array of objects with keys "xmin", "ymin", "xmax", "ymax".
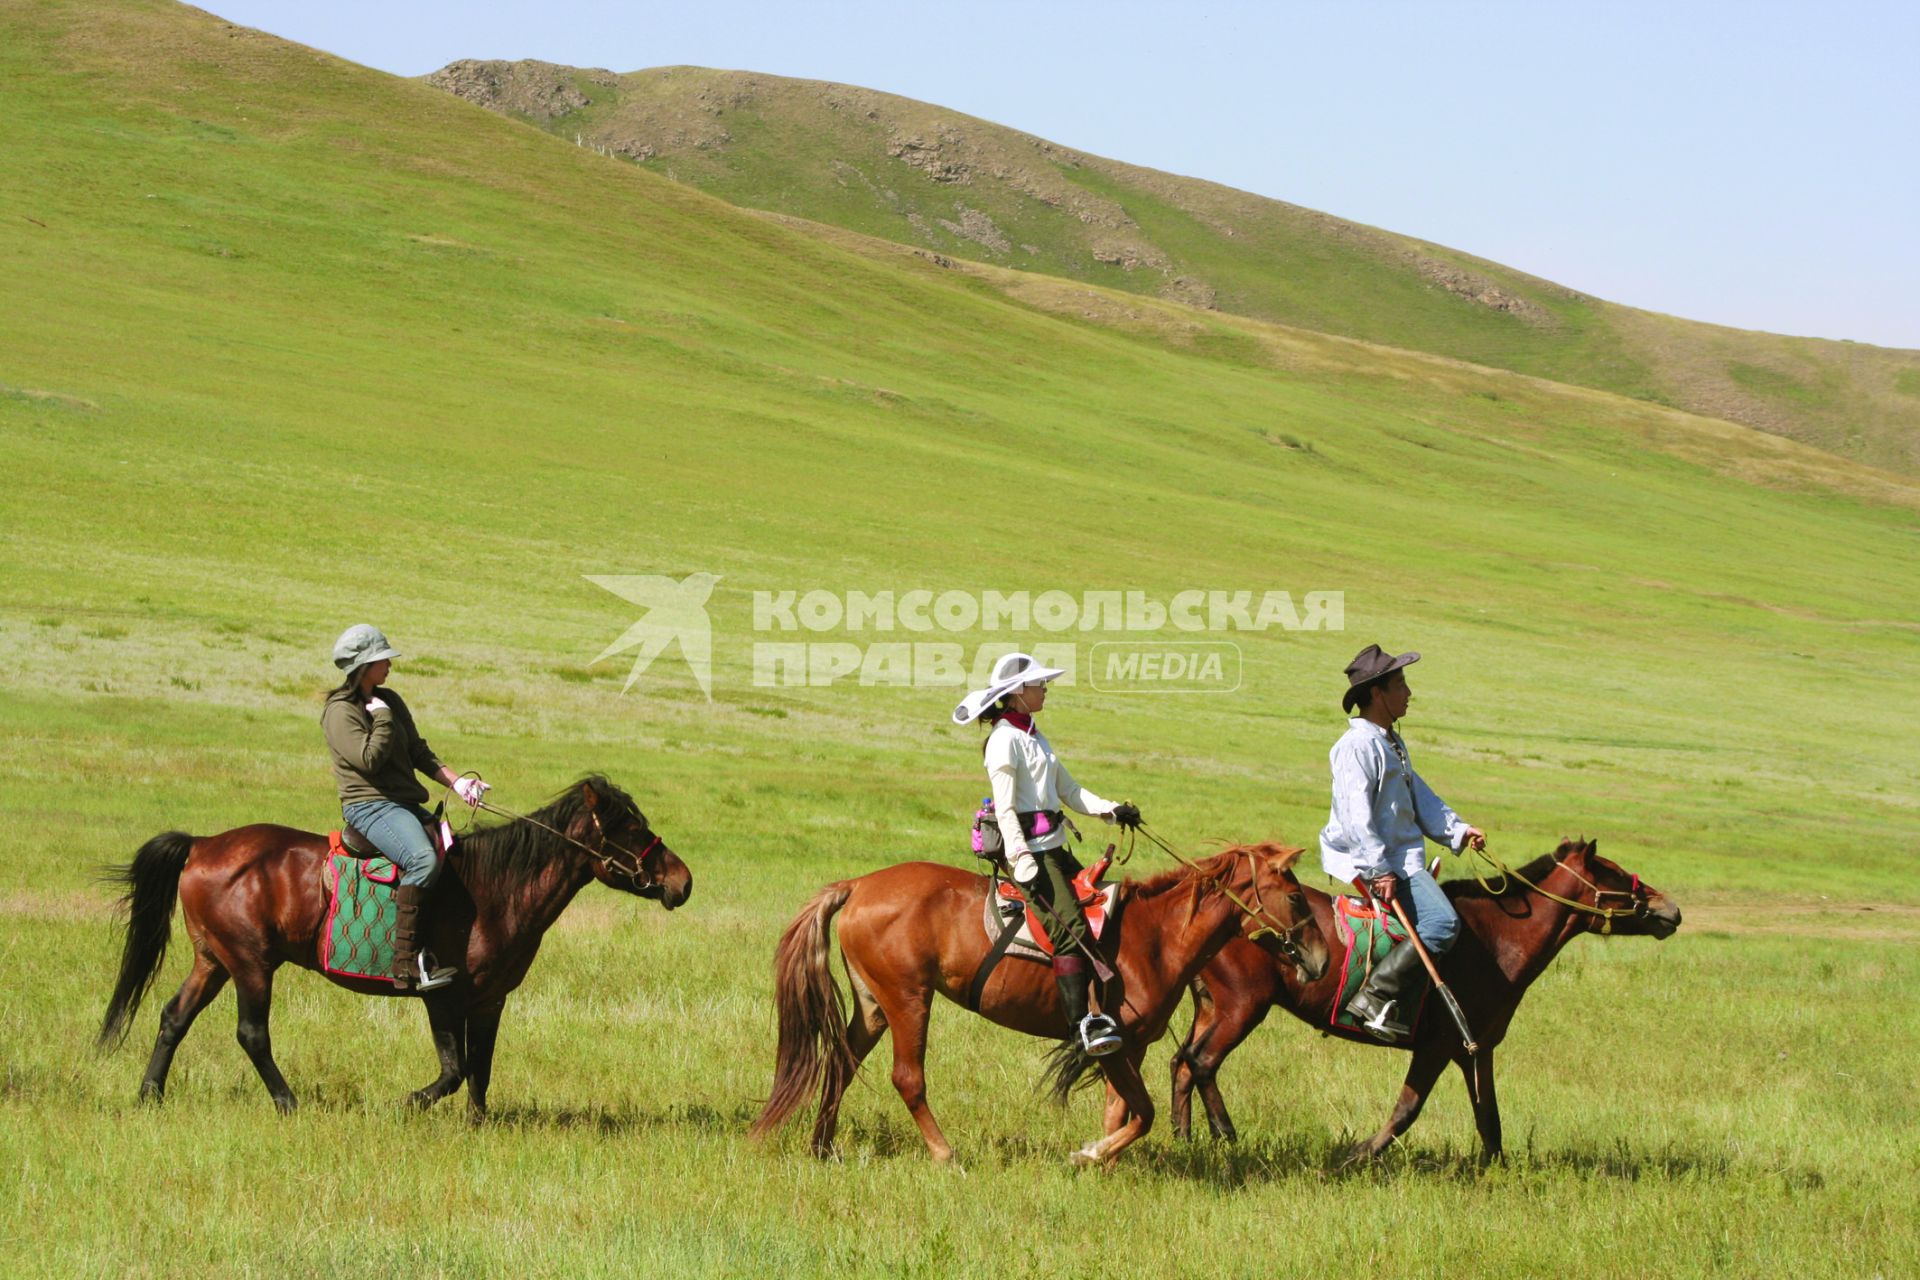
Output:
[
  {"xmin": 1479, "ymin": 886, "xmax": 1587, "ymax": 988},
  {"xmin": 466, "ymin": 847, "xmax": 593, "ymax": 939},
  {"xmin": 1125, "ymin": 878, "xmax": 1240, "ymax": 989}
]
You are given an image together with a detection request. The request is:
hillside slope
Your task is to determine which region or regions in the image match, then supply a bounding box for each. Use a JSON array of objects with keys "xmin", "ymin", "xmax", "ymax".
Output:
[
  {"xmin": 4, "ymin": 3, "xmax": 1920, "ymax": 1273},
  {"xmin": 426, "ymin": 59, "xmax": 1920, "ymax": 475}
]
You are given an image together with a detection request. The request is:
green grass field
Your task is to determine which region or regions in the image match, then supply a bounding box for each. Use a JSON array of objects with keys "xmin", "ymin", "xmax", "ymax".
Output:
[{"xmin": 3, "ymin": 2, "xmax": 1919, "ymax": 1275}]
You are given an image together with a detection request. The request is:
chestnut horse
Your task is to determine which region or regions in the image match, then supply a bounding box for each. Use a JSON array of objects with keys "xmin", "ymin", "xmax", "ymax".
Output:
[
  {"xmin": 749, "ymin": 842, "xmax": 1329, "ymax": 1168},
  {"xmin": 98, "ymin": 776, "xmax": 691, "ymax": 1115},
  {"xmin": 1168, "ymin": 839, "xmax": 1679, "ymax": 1162}
]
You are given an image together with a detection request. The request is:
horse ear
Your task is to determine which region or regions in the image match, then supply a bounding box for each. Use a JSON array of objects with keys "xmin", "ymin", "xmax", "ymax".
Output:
[
  {"xmin": 580, "ymin": 782, "xmax": 598, "ymax": 809},
  {"xmin": 1272, "ymin": 844, "xmax": 1304, "ymax": 872}
]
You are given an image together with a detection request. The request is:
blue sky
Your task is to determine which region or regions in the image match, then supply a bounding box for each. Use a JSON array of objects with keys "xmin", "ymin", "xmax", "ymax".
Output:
[{"xmin": 203, "ymin": 1, "xmax": 1918, "ymax": 349}]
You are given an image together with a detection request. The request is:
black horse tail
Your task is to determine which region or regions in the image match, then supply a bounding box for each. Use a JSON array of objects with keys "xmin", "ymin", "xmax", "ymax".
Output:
[
  {"xmin": 98, "ymin": 831, "xmax": 193, "ymax": 1048},
  {"xmin": 1043, "ymin": 1035, "xmax": 1102, "ymax": 1104}
]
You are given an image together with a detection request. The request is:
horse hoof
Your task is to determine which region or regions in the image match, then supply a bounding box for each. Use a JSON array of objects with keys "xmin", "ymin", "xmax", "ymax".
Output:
[
  {"xmin": 1068, "ymin": 1144, "xmax": 1103, "ymax": 1169},
  {"xmin": 273, "ymin": 1095, "xmax": 298, "ymax": 1116},
  {"xmin": 138, "ymin": 1083, "xmax": 164, "ymax": 1105}
]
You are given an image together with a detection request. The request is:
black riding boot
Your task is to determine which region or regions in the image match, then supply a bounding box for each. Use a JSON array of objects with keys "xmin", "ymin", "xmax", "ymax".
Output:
[
  {"xmin": 1344, "ymin": 941, "xmax": 1429, "ymax": 1041},
  {"xmin": 390, "ymin": 884, "xmax": 455, "ymax": 993},
  {"xmin": 1052, "ymin": 955, "xmax": 1121, "ymax": 1056}
]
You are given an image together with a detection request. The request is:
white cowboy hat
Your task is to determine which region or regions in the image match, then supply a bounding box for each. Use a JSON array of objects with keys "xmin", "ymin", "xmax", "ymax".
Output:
[{"xmin": 951, "ymin": 651, "xmax": 1066, "ymax": 725}]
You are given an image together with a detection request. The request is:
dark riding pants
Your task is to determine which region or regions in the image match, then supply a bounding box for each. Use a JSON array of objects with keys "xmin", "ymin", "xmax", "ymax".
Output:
[{"xmin": 1025, "ymin": 847, "xmax": 1089, "ymax": 957}]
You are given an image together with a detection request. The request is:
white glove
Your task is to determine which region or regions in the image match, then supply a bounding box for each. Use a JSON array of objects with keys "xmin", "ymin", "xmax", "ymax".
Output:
[
  {"xmin": 1010, "ymin": 851, "xmax": 1040, "ymax": 884},
  {"xmin": 453, "ymin": 776, "xmax": 491, "ymax": 808},
  {"xmin": 364, "ymin": 696, "xmax": 389, "ymax": 713}
]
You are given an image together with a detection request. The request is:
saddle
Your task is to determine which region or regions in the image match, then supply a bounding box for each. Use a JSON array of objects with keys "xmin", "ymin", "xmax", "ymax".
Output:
[
  {"xmin": 319, "ymin": 845, "xmax": 401, "ymax": 981},
  {"xmin": 966, "ymin": 852, "xmax": 1117, "ymax": 1012},
  {"xmin": 1329, "ymin": 894, "xmax": 1425, "ymax": 1039},
  {"xmin": 331, "ymin": 805, "xmax": 455, "ymax": 861}
]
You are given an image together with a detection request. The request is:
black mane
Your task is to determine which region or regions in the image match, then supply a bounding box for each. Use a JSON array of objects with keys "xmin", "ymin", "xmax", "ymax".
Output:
[{"xmin": 459, "ymin": 774, "xmax": 643, "ymax": 893}]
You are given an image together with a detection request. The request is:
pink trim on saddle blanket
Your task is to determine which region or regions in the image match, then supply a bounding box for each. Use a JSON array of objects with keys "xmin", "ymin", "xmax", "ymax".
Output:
[
  {"xmin": 320, "ymin": 838, "xmax": 398, "ymax": 983},
  {"xmin": 1329, "ymin": 894, "xmax": 1423, "ymax": 1035}
]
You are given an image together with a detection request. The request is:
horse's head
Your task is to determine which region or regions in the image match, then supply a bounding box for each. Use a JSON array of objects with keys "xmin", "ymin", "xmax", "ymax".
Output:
[
  {"xmin": 1226, "ymin": 842, "xmax": 1331, "ymax": 982},
  {"xmin": 1552, "ymin": 838, "xmax": 1680, "ymax": 939},
  {"xmin": 569, "ymin": 777, "xmax": 692, "ymax": 911}
]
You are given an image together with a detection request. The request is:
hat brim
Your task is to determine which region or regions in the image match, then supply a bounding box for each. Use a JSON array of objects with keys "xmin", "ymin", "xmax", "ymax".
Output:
[
  {"xmin": 951, "ymin": 664, "xmax": 1066, "ymax": 725},
  {"xmin": 1342, "ymin": 651, "xmax": 1418, "ymax": 711},
  {"xmin": 338, "ymin": 645, "xmax": 401, "ymax": 674}
]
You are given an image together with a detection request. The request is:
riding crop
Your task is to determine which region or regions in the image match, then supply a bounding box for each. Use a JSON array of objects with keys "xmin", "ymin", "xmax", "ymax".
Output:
[{"xmin": 1352, "ymin": 877, "xmax": 1480, "ymax": 1057}]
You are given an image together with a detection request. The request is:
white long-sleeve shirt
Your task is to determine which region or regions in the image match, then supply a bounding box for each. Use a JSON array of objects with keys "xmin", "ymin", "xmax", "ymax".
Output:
[
  {"xmin": 1319, "ymin": 717, "xmax": 1468, "ymax": 882},
  {"xmin": 983, "ymin": 718, "xmax": 1117, "ymax": 871}
]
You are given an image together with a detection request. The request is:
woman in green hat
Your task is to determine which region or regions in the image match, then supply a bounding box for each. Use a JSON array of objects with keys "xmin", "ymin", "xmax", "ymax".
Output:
[{"xmin": 321, "ymin": 623, "xmax": 489, "ymax": 992}]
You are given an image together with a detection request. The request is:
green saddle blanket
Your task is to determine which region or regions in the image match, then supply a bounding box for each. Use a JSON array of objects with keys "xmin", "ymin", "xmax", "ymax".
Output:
[
  {"xmin": 322, "ymin": 847, "xmax": 400, "ymax": 982},
  {"xmin": 1330, "ymin": 894, "xmax": 1422, "ymax": 1037}
]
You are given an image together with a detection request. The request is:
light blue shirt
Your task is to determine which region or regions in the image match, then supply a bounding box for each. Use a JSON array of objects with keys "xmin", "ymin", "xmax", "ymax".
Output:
[{"xmin": 1319, "ymin": 718, "xmax": 1468, "ymax": 882}]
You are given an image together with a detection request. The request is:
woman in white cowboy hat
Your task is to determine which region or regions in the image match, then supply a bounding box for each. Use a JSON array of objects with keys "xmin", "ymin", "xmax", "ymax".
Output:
[
  {"xmin": 953, "ymin": 652, "xmax": 1143, "ymax": 1057},
  {"xmin": 321, "ymin": 623, "xmax": 490, "ymax": 992}
]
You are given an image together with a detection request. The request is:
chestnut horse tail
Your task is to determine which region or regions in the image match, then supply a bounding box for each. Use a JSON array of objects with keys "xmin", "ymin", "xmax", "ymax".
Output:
[
  {"xmin": 749, "ymin": 881, "xmax": 857, "ymax": 1139},
  {"xmin": 97, "ymin": 831, "xmax": 193, "ymax": 1048}
]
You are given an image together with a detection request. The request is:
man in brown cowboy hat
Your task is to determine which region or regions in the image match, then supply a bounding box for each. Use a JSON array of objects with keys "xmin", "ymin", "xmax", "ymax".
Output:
[{"xmin": 1319, "ymin": 644, "xmax": 1485, "ymax": 1040}]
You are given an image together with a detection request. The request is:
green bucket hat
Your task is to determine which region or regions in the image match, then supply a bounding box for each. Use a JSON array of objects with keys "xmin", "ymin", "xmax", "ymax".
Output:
[{"xmin": 332, "ymin": 623, "xmax": 401, "ymax": 685}]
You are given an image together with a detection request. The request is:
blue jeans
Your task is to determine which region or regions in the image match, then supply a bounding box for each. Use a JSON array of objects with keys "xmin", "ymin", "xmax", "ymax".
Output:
[
  {"xmin": 342, "ymin": 799, "xmax": 441, "ymax": 888},
  {"xmin": 1395, "ymin": 867, "xmax": 1460, "ymax": 956}
]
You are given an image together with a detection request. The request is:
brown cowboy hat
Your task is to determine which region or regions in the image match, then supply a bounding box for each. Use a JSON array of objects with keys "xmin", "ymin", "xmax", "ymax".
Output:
[{"xmin": 1342, "ymin": 643, "xmax": 1420, "ymax": 712}]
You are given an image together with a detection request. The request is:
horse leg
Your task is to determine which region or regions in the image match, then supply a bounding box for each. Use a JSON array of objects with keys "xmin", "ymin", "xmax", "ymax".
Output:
[
  {"xmin": 1071, "ymin": 1049, "xmax": 1154, "ymax": 1169},
  {"xmin": 810, "ymin": 968, "xmax": 887, "ymax": 1157},
  {"xmin": 1342, "ymin": 1043, "xmax": 1449, "ymax": 1166},
  {"xmin": 1102, "ymin": 1080, "xmax": 1128, "ymax": 1136},
  {"xmin": 464, "ymin": 1002, "xmax": 505, "ymax": 1121},
  {"xmin": 872, "ymin": 985, "xmax": 954, "ymax": 1163},
  {"xmin": 1460, "ymin": 1049, "xmax": 1502, "ymax": 1163},
  {"xmin": 1172, "ymin": 984, "xmax": 1270, "ymax": 1144},
  {"xmin": 138, "ymin": 953, "xmax": 229, "ymax": 1103},
  {"xmin": 406, "ymin": 991, "xmax": 466, "ymax": 1109},
  {"xmin": 231, "ymin": 965, "xmax": 297, "ymax": 1114}
]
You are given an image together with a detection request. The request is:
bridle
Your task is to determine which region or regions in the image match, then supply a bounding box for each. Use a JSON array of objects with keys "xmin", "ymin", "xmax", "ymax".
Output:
[
  {"xmin": 472, "ymin": 796, "xmax": 665, "ymax": 892},
  {"xmin": 584, "ymin": 808, "xmax": 665, "ymax": 891},
  {"xmin": 1132, "ymin": 826, "xmax": 1317, "ymax": 969},
  {"xmin": 1465, "ymin": 844, "xmax": 1652, "ymax": 935}
]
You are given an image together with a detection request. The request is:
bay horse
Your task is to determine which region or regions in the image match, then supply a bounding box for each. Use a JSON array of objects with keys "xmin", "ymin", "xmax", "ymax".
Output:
[
  {"xmin": 98, "ymin": 776, "xmax": 691, "ymax": 1115},
  {"xmin": 1166, "ymin": 838, "xmax": 1679, "ymax": 1163},
  {"xmin": 749, "ymin": 842, "xmax": 1329, "ymax": 1168}
]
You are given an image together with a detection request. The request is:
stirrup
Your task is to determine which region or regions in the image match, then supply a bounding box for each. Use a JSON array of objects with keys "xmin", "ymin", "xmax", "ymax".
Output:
[
  {"xmin": 1348, "ymin": 993, "xmax": 1408, "ymax": 1041},
  {"xmin": 414, "ymin": 951, "xmax": 457, "ymax": 992},
  {"xmin": 1078, "ymin": 1013, "xmax": 1123, "ymax": 1057}
]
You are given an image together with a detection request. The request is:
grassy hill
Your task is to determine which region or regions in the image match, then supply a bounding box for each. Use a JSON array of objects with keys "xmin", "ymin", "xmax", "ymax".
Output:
[
  {"xmin": 427, "ymin": 59, "xmax": 1920, "ymax": 476},
  {"xmin": 3, "ymin": 2, "xmax": 1919, "ymax": 1274}
]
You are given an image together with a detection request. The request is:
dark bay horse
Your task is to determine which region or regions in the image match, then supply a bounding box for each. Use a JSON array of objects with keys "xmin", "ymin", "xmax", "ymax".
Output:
[
  {"xmin": 1167, "ymin": 839, "xmax": 1679, "ymax": 1163},
  {"xmin": 98, "ymin": 776, "xmax": 691, "ymax": 1115},
  {"xmin": 750, "ymin": 843, "xmax": 1329, "ymax": 1168}
]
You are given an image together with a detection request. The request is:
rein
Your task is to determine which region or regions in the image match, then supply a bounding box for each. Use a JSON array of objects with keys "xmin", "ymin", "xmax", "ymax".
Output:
[
  {"xmin": 1462, "ymin": 844, "xmax": 1647, "ymax": 935},
  {"xmin": 1131, "ymin": 824, "xmax": 1314, "ymax": 967},
  {"xmin": 467, "ymin": 795, "xmax": 663, "ymax": 890}
]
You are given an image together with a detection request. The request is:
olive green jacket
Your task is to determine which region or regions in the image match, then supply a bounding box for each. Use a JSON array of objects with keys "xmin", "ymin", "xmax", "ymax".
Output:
[{"xmin": 321, "ymin": 685, "xmax": 444, "ymax": 809}]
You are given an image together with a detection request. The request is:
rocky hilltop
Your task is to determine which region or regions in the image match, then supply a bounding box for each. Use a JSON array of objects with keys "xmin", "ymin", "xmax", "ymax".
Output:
[{"xmin": 428, "ymin": 59, "xmax": 1920, "ymax": 474}]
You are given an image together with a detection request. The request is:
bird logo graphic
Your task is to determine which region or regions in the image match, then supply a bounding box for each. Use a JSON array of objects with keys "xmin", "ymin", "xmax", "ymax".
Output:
[{"xmin": 584, "ymin": 572, "xmax": 721, "ymax": 699}]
